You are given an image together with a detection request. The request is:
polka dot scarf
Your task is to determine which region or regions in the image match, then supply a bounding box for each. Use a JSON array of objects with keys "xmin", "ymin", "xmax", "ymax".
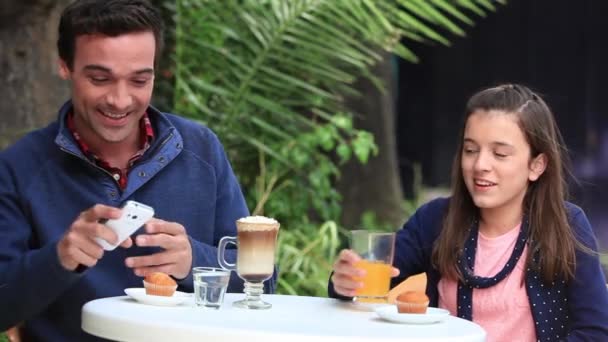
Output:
[{"xmin": 456, "ymin": 218, "xmax": 529, "ymax": 321}]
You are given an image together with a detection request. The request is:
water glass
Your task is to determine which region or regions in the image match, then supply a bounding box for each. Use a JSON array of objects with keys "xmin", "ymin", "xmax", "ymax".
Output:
[{"xmin": 192, "ymin": 267, "xmax": 231, "ymax": 309}]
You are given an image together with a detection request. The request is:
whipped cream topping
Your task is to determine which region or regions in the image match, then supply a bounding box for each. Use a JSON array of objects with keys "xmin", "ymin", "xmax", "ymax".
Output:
[{"xmin": 237, "ymin": 215, "xmax": 278, "ymax": 224}]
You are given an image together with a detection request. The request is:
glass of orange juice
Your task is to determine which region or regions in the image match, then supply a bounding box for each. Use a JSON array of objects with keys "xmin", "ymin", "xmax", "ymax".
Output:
[{"xmin": 350, "ymin": 230, "xmax": 395, "ymax": 303}]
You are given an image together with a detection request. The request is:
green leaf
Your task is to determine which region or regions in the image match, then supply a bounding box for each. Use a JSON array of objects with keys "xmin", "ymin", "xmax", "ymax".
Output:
[
  {"xmin": 336, "ymin": 143, "xmax": 352, "ymax": 163},
  {"xmin": 352, "ymin": 131, "xmax": 378, "ymax": 163},
  {"xmin": 331, "ymin": 115, "xmax": 353, "ymax": 131}
]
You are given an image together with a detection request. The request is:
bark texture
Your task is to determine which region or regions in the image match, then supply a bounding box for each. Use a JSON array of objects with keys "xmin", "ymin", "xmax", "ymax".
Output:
[{"xmin": 0, "ymin": 0, "xmax": 70, "ymax": 149}]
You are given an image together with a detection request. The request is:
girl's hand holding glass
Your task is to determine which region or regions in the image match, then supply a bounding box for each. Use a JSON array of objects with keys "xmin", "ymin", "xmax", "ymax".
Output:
[{"xmin": 331, "ymin": 249, "xmax": 400, "ymax": 298}]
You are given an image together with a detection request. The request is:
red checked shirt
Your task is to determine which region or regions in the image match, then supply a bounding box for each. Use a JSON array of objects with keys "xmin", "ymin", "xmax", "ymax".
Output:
[{"xmin": 67, "ymin": 112, "xmax": 155, "ymax": 190}]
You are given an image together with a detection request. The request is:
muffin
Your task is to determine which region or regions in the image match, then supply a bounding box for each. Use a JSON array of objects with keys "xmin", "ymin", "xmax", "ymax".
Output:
[
  {"xmin": 143, "ymin": 272, "xmax": 177, "ymax": 297},
  {"xmin": 396, "ymin": 291, "xmax": 429, "ymax": 314}
]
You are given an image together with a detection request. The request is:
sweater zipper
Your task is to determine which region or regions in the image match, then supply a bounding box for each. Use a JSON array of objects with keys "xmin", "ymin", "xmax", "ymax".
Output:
[
  {"xmin": 133, "ymin": 132, "xmax": 174, "ymax": 165},
  {"xmin": 152, "ymin": 132, "xmax": 174, "ymax": 154}
]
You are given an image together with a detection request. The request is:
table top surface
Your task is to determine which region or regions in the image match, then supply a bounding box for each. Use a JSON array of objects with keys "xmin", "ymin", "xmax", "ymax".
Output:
[{"xmin": 82, "ymin": 292, "xmax": 486, "ymax": 342}]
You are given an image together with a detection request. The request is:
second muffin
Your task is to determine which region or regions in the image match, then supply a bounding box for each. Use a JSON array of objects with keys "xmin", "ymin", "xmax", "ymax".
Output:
[{"xmin": 396, "ymin": 291, "xmax": 429, "ymax": 314}]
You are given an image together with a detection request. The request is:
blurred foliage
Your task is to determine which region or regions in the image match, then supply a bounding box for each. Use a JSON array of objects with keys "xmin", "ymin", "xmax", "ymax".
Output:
[
  {"xmin": 277, "ymin": 220, "xmax": 342, "ymax": 296},
  {"xmin": 149, "ymin": 0, "xmax": 176, "ymax": 112},
  {"xmin": 360, "ymin": 163, "xmax": 424, "ymax": 232},
  {"xmin": 169, "ymin": 0, "xmax": 502, "ymax": 296}
]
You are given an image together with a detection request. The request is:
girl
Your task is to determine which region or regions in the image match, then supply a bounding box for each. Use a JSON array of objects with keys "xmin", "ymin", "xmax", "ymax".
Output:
[{"xmin": 329, "ymin": 84, "xmax": 608, "ymax": 341}]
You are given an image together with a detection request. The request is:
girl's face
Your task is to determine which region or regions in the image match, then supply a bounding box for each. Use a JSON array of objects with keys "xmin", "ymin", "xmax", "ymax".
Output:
[{"xmin": 461, "ymin": 110, "xmax": 545, "ymax": 216}]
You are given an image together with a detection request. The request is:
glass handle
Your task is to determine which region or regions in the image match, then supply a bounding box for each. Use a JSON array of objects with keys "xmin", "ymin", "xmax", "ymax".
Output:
[{"xmin": 217, "ymin": 236, "xmax": 237, "ymax": 270}]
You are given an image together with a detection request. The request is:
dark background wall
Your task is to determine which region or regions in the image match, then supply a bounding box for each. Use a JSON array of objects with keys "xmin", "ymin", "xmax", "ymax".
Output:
[{"xmin": 396, "ymin": 0, "xmax": 608, "ymax": 256}]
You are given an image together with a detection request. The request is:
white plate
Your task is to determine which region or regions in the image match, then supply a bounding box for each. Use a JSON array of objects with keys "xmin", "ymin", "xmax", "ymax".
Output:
[
  {"xmin": 375, "ymin": 306, "xmax": 450, "ymax": 324},
  {"xmin": 124, "ymin": 288, "xmax": 191, "ymax": 307}
]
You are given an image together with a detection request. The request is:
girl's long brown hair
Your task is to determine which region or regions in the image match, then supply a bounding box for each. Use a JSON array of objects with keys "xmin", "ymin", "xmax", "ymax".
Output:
[{"xmin": 432, "ymin": 84, "xmax": 581, "ymax": 284}]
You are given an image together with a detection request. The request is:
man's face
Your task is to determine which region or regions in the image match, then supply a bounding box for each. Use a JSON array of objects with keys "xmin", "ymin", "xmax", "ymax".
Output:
[{"xmin": 59, "ymin": 31, "xmax": 156, "ymax": 149}]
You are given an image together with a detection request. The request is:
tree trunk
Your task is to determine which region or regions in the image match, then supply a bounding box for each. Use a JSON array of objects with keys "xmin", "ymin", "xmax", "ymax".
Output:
[
  {"xmin": 337, "ymin": 52, "xmax": 406, "ymax": 229},
  {"xmin": 0, "ymin": 0, "xmax": 70, "ymax": 149}
]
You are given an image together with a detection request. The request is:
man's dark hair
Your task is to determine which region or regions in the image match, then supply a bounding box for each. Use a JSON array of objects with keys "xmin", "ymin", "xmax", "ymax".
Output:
[{"xmin": 57, "ymin": 0, "xmax": 164, "ymax": 70}]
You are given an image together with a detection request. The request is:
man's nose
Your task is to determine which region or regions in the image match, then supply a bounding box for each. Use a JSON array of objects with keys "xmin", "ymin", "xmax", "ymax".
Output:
[{"xmin": 106, "ymin": 82, "xmax": 133, "ymax": 110}]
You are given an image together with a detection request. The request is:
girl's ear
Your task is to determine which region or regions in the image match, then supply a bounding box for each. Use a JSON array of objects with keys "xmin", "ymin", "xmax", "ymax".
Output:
[
  {"xmin": 58, "ymin": 59, "xmax": 70, "ymax": 80},
  {"xmin": 529, "ymin": 153, "xmax": 548, "ymax": 182}
]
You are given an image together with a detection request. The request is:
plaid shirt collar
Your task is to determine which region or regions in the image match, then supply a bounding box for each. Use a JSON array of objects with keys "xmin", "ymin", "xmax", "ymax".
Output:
[{"xmin": 66, "ymin": 111, "xmax": 155, "ymax": 189}]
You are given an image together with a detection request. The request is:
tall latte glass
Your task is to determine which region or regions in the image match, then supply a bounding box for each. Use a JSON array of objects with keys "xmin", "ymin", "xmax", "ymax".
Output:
[{"xmin": 218, "ymin": 216, "xmax": 279, "ymax": 309}]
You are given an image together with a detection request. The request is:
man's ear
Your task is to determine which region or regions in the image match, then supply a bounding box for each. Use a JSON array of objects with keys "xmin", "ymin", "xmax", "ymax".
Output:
[
  {"xmin": 58, "ymin": 59, "xmax": 70, "ymax": 80},
  {"xmin": 529, "ymin": 153, "xmax": 548, "ymax": 182}
]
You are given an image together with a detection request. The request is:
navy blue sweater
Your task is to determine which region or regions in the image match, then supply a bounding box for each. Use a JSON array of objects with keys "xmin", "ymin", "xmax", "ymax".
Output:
[
  {"xmin": 329, "ymin": 198, "xmax": 608, "ymax": 341},
  {"xmin": 0, "ymin": 102, "xmax": 275, "ymax": 341}
]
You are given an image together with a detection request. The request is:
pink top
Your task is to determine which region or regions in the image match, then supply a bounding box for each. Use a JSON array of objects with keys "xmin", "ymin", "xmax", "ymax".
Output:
[{"xmin": 438, "ymin": 224, "xmax": 535, "ymax": 342}]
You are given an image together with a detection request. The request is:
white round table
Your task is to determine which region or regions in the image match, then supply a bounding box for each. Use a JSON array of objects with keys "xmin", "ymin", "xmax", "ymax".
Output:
[{"xmin": 82, "ymin": 293, "xmax": 486, "ymax": 342}]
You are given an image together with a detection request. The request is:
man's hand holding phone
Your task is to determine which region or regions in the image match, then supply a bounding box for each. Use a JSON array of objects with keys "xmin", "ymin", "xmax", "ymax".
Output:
[
  {"xmin": 124, "ymin": 218, "xmax": 193, "ymax": 280},
  {"xmin": 94, "ymin": 201, "xmax": 155, "ymax": 251},
  {"xmin": 57, "ymin": 204, "xmax": 125, "ymax": 271},
  {"xmin": 57, "ymin": 200, "xmax": 191, "ymax": 278},
  {"xmin": 57, "ymin": 201, "xmax": 154, "ymax": 272}
]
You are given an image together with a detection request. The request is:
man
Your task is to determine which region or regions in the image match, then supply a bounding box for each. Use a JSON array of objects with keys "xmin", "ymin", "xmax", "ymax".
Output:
[{"xmin": 0, "ymin": 0, "xmax": 275, "ymax": 340}]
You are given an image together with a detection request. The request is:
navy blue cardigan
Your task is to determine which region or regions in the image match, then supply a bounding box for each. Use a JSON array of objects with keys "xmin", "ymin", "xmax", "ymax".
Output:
[{"xmin": 329, "ymin": 198, "xmax": 608, "ymax": 341}]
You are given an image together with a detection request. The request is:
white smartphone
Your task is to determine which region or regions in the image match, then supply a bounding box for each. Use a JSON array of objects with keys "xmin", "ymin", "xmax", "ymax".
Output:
[{"xmin": 95, "ymin": 200, "xmax": 155, "ymax": 251}]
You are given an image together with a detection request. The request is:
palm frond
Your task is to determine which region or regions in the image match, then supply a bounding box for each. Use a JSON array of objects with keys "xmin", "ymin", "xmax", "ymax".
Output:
[
  {"xmin": 173, "ymin": 0, "xmax": 500, "ymax": 141},
  {"xmin": 172, "ymin": 0, "xmax": 503, "ymax": 215}
]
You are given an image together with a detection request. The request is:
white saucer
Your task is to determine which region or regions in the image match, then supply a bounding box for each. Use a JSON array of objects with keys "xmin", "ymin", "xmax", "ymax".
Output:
[
  {"xmin": 124, "ymin": 288, "xmax": 191, "ymax": 307},
  {"xmin": 374, "ymin": 306, "xmax": 450, "ymax": 324}
]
